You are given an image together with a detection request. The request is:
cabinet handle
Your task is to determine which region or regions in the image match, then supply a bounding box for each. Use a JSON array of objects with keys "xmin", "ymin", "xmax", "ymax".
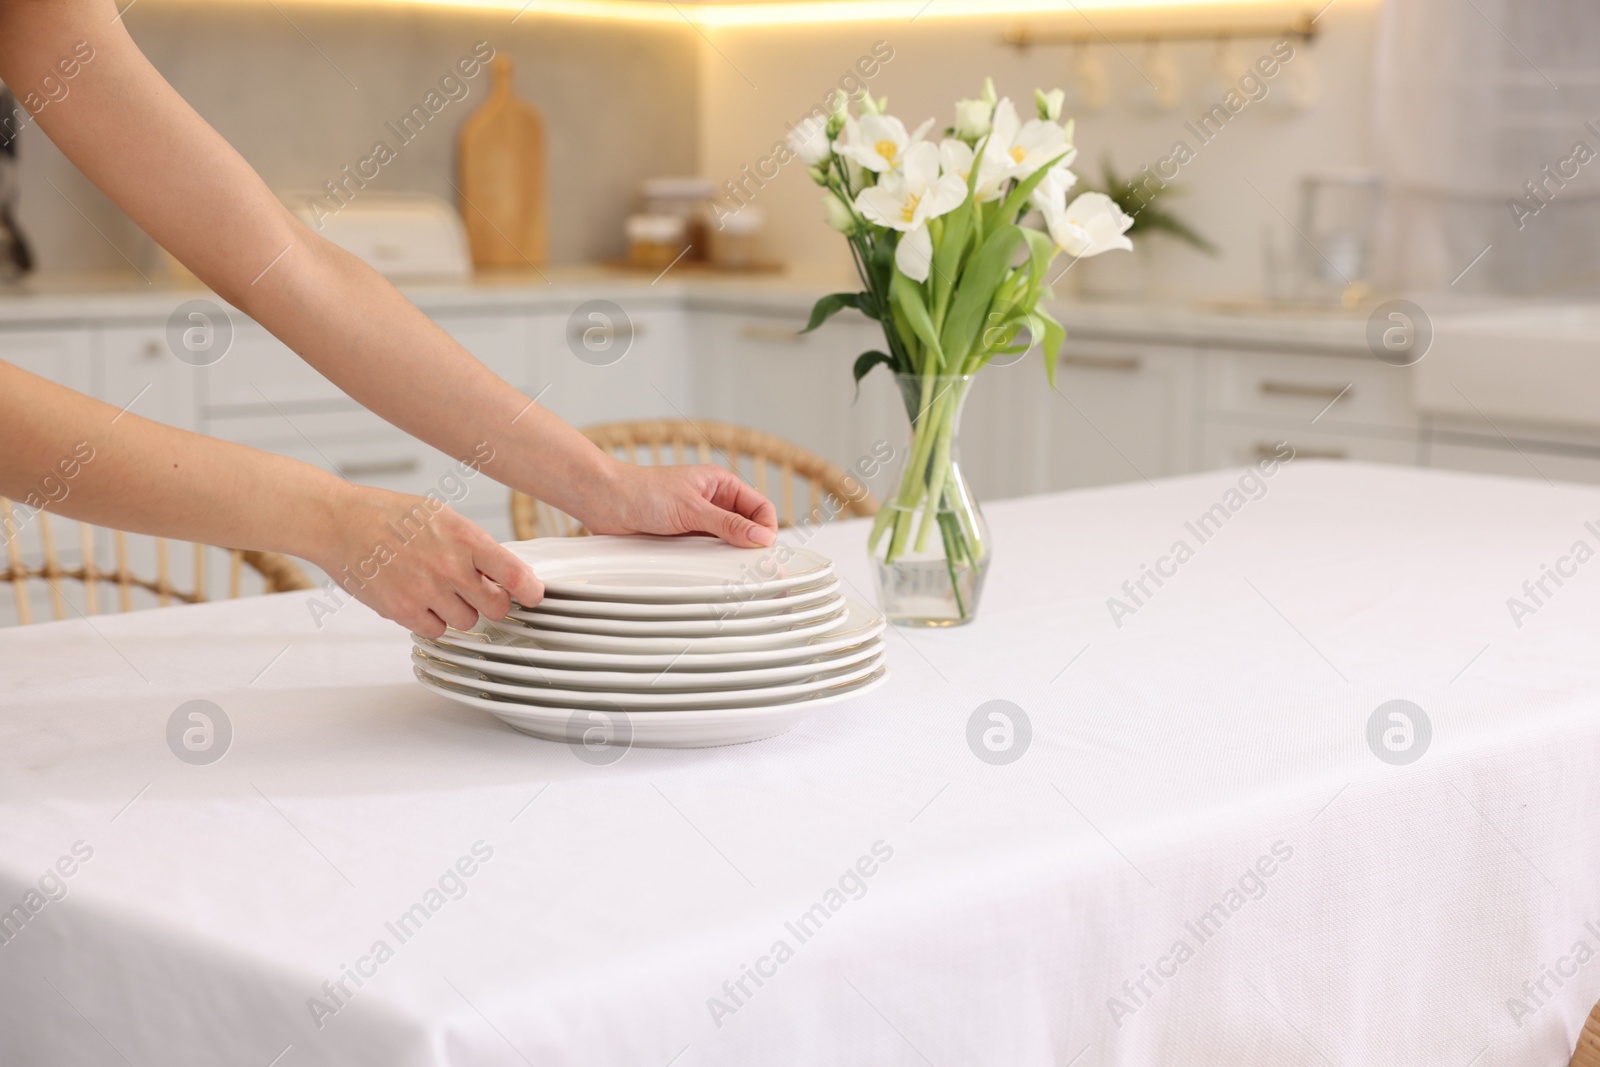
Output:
[
  {"xmin": 738, "ymin": 322, "xmax": 806, "ymax": 344},
  {"xmin": 339, "ymin": 457, "xmax": 421, "ymax": 478},
  {"xmin": 1258, "ymin": 379, "xmax": 1351, "ymax": 401},
  {"xmin": 1254, "ymin": 443, "xmax": 1346, "ymax": 461},
  {"xmin": 1059, "ymin": 352, "xmax": 1141, "ymax": 372}
]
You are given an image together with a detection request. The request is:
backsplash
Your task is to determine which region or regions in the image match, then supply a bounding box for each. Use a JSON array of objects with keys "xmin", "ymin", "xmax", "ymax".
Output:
[{"xmin": 12, "ymin": 2, "xmax": 700, "ymax": 274}]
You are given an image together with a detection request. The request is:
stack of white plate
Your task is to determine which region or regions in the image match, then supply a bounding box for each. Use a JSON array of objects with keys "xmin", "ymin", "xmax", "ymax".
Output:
[{"xmin": 411, "ymin": 536, "xmax": 888, "ymax": 748}]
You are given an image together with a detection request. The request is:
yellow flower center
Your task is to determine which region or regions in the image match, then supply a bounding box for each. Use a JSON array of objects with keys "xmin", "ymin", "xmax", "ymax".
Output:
[
  {"xmin": 899, "ymin": 191, "xmax": 922, "ymax": 224},
  {"xmin": 875, "ymin": 140, "xmax": 899, "ymax": 163},
  {"xmin": 1009, "ymin": 145, "xmax": 1027, "ymax": 164}
]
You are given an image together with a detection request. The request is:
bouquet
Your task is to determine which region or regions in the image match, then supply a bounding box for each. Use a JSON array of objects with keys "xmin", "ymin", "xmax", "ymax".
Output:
[{"xmin": 793, "ymin": 79, "xmax": 1134, "ymax": 621}]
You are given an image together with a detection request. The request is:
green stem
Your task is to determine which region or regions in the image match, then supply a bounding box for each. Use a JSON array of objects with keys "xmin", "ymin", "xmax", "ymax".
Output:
[
  {"xmin": 936, "ymin": 511, "xmax": 968, "ymax": 619},
  {"xmin": 913, "ymin": 392, "xmax": 957, "ymax": 553}
]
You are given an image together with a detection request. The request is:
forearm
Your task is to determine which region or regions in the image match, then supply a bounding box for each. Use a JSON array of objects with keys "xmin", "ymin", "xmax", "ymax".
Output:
[
  {"xmin": 0, "ymin": 361, "xmax": 344, "ymax": 561},
  {"xmin": 0, "ymin": 0, "xmax": 618, "ymax": 523},
  {"xmin": 240, "ymin": 239, "xmax": 623, "ymax": 521}
]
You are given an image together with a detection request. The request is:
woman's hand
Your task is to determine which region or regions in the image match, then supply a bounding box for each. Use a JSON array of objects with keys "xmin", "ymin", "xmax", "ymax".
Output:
[
  {"xmin": 309, "ymin": 484, "xmax": 544, "ymax": 638},
  {"xmin": 579, "ymin": 461, "xmax": 779, "ymax": 548}
]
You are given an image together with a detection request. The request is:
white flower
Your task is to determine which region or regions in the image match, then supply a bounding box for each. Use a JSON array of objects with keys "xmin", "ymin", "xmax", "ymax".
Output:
[
  {"xmin": 938, "ymin": 138, "xmax": 1007, "ymax": 202},
  {"xmin": 836, "ymin": 113, "xmax": 936, "ymax": 173},
  {"xmin": 822, "ymin": 191, "xmax": 856, "ymax": 233},
  {"xmin": 788, "ymin": 115, "xmax": 831, "ymax": 166},
  {"xmin": 1029, "ymin": 163, "xmax": 1079, "ymax": 214},
  {"xmin": 854, "ymin": 141, "xmax": 968, "ymax": 282},
  {"xmin": 1040, "ymin": 191, "xmax": 1134, "ymax": 258},
  {"xmin": 983, "ymin": 98, "xmax": 1077, "ymax": 181}
]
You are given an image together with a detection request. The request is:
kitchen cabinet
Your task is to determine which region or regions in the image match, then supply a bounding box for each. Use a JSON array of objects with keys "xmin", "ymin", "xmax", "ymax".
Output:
[
  {"xmin": 691, "ymin": 309, "xmax": 900, "ymax": 493},
  {"xmin": 1199, "ymin": 421, "xmax": 1423, "ymax": 469},
  {"xmin": 15, "ymin": 280, "xmax": 1600, "ymax": 563},
  {"xmin": 1011, "ymin": 338, "xmax": 1197, "ymax": 497},
  {"xmin": 1424, "ymin": 432, "xmax": 1600, "ymax": 486},
  {"xmin": 0, "ymin": 326, "xmax": 93, "ymax": 396},
  {"xmin": 99, "ymin": 326, "xmax": 199, "ymax": 432},
  {"xmin": 531, "ymin": 300, "xmax": 689, "ymax": 430}
]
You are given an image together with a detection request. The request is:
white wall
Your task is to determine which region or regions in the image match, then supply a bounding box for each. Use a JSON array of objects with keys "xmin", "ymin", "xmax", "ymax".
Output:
[{"xmin": 695, "ymin": 3, "xmax": 1380, "ymax": 301}]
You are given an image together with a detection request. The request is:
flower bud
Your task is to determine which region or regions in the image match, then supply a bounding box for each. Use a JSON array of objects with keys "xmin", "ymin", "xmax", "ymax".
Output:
[
  {"xmin": 954, "ymin": 98, "xmax": 993, "ymax": 140},
  {"xmin": 822, "ymin": 191, "xmax": 857, "ymax": 234},
  {"xmin": 787, "ymin": 116, "xmax": 832, "ymax": 167},
  {"xmin": 1035, "ymin": 88, "xmax": 1065, "ymax": 122}
]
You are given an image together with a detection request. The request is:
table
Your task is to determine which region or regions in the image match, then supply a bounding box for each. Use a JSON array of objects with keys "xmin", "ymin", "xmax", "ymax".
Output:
[{"xmin": 4, "ymin": 461, "xmax": 1600, "ymax": 1067}]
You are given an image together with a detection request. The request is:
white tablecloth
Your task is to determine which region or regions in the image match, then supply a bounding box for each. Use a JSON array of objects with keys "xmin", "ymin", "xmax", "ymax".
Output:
[{"xmin": 4, "ymin": 462, "xmax": 1600, "ymax": 1067}]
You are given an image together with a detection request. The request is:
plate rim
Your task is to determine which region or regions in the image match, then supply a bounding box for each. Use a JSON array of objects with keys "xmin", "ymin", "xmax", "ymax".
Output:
[
  {"xmin": 412, "ymin": 631, "xmax": 885, "ymax": 690},
  {"xmin": 414, "ymin": 647, "xmax": 887, "ymax": 709}
]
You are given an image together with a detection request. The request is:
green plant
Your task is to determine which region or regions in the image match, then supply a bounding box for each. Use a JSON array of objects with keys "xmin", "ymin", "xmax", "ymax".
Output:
[{"xmin": 1092, "ymin": 158, "xmax": 1218, "ymax": 255}]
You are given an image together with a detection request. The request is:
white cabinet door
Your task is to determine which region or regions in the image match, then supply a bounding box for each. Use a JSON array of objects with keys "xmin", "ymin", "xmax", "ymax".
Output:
[
  {"xmin": 1199, "ymin": 422, "xmax": 1422, "ymax": 468},
  {"xmin": 99, "ymin": 326, "xmax": 200, "ymax": 431},
  {"xmin": 434, "ymin": 310, "xmax": 536, "ymax": 393},
  {"xmin": 1020, "ymin": 339, "xmax": 1197, "ymax": 494},
  {"xmin": 1425, "ymin": 437, "xmax": 1600, "ymax": 487},
  {"xmin": 532, "ymin": 302, "xmax": 690, "ymax": 430},
  {"xmin": 1202, "ymin": 347, "xmax": 1417, "ymax": 432},
  {"xmin": 0, "ymin": 326, "xmax": 94, "ymax": 396},
  {"xmin": 692, "ymin": 310, "xmax": 902, "ymax": 488}
]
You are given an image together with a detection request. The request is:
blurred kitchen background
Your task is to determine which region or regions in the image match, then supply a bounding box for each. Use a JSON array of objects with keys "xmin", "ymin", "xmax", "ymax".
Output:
[{"xmin": 5, "ymin": 0, "xmax": 1600, "ymax": 550}]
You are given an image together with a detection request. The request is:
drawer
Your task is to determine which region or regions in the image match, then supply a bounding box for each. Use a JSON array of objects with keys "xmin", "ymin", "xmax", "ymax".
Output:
[
  {"xmin": 0, "ymin": 327, "xmax": 93, "ymax": 395},
  {"xmin": 99, "ymin": 326, "xmax": 201, "ymax": 431},
  {"xmin": 1199, "ymin": 422, "xmax": 1421, "ymax": 470},
  {"xmin": 203, "ymin": 311, "xmax": 535, "ymax": 413},
  {"xmin": 202, "ymin": 323, "xmax": 344, "ymax": 411},
  {"xmin": 1202, "ymin": 348, "xmax": 1417, "ymax": 430},
  {"xmin": 434, "ymin": 311, "xmax": 535, "ymax": 391},
  {"xmin": 1426, "ymin": 437, "xmax": 1600, "ymax": 487},
  {"xmin": 533, "ymin": 305, "xmax": 691, "ymax": 428},
  {"xmin": 204, "ymin": 410, "xmax": 504, "ymax": 508}
]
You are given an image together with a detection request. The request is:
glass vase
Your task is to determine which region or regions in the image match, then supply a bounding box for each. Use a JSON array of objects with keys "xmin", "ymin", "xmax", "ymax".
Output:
[{"xmin": 869, "ymin": 374, "xmax": 990, "ymax": 627}]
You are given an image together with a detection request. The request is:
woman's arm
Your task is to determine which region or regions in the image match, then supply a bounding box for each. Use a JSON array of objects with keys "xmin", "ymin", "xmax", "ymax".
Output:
[
  {"xmin": 0, "ymin": 0, "xmax": 776, "ymax": 548},
  {"xmin": 0, "ymin": 361, "xmax": 542, "ymax": 637}
]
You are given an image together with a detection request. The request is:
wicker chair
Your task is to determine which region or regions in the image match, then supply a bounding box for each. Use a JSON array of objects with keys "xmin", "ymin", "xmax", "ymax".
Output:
[
  {"xmin": 1, "ymin": 500, "xmax": 313, "ymax": 626},
  {"xmin": 511, "ymin": 419, "xmax": 879, "ymax": 540}
]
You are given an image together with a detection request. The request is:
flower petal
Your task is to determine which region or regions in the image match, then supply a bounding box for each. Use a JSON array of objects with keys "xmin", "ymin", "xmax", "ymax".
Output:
[
  {"xmin": 895, "ymin": 225, "xmax": 934, "ymax": 282},
  {"xmin": 856, "ymin": 180, "xmax": 914, "ymax": 231}
]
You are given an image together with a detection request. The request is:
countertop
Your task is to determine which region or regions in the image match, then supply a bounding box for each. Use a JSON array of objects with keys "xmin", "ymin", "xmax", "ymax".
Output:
[{"xmin": 0, "ymin": 267, "xmax": 1377, "ymax": 354}]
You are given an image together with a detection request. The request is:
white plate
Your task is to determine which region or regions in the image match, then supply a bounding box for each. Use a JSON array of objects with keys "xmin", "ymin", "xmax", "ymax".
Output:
[
  {"xmin": 506, "ymin": 535, "xmax": 832, "ymax": 603},
  {"xmin": 504, "ymin": 593, "xmax": 846, "ymax": 637},
  {"xmin": 483, "ymin": 602, "xmax": 847, "ymax": 655},
  {"xmin": 415, "ymin": 665, "xmax": 889, "ymax": 748},
  {"xmin": 415, "ymin": 647, "xmax": 886, "ymax": 710},
  {"xmin": 413, "ymin": 632, "xmax": 885, "ymax": 692},
  {"xmin": 428, "ymin": 601, "xmax": 886, "ymax": 671},
  {"xmin": 530, "ymin": 578, "xmax": 842, "ymax": 621}
]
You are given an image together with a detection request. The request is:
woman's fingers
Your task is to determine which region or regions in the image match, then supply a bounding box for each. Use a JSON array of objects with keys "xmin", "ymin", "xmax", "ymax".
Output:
[
  {"xmin": 699, "ymin": 469, "xmax": 777, "ymax": 546},
  {"xmin": 473, "ymin": 541, "xmax": 544, "ymax": 607},
  {"xmin": 454, "ymin": 571, "xmax": 513, "ymax": 622}
]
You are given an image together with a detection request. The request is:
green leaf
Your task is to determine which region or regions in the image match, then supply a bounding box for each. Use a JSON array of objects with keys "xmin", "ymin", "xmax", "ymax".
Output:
[
  {"xmin": 891, "ymin": 270, "xmax": 945, "ymax": 373},
  {"xmin": 930, "ymin": 197, "xmax": 973, "ymax": 328},
  {"xmin": 938, "ymin": 223, "xmax": 1025, "ymax": 371},
  {"xmin": 802, "ymin": 292, "xmax": 864, "ymax": 334},
  {"xmin": 1017, "ymin": 227, "xmax": 1058, "ymax": 309},
  {"xmin": 851, "ymin": 350, "xmax": 894, "ymax": 398},
  {"xmin": 1034, "ymin": 308, "xmax": 1065, "ymax": 390}
]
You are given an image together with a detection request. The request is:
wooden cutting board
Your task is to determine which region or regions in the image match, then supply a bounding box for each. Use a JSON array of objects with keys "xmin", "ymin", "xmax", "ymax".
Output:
[{"xmin": 456, "ymin": 56, "xmax": 547, "ymax": 270}]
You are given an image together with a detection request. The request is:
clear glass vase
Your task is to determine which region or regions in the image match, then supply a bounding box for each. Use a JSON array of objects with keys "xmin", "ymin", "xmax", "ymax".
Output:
[{"xmin": 869, "ymin": 374, "xmax": 990, "ymax": 627}]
